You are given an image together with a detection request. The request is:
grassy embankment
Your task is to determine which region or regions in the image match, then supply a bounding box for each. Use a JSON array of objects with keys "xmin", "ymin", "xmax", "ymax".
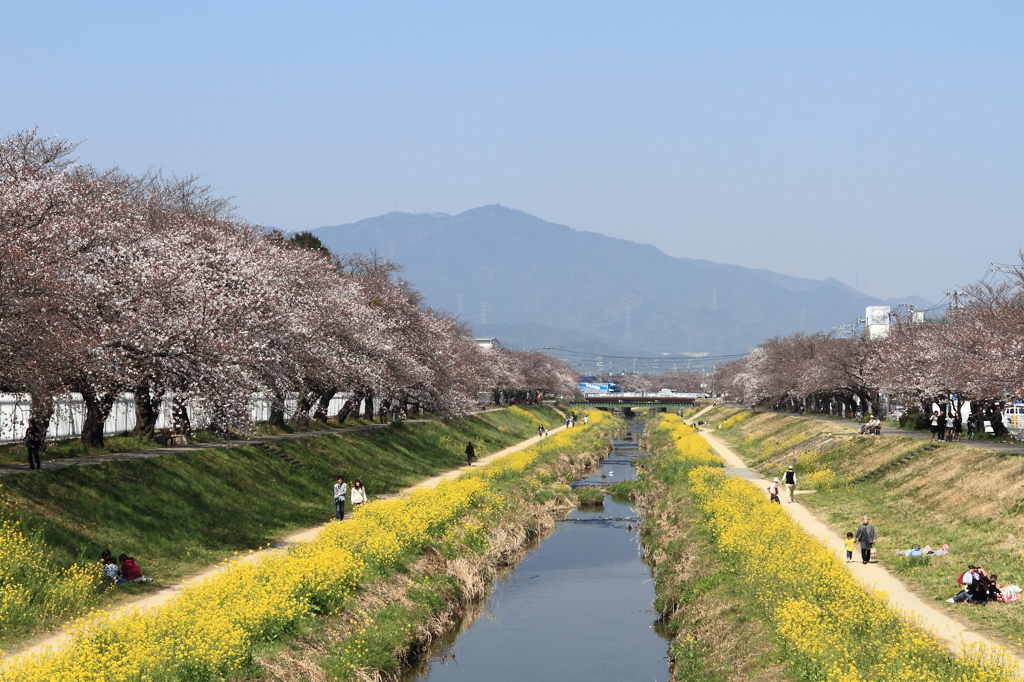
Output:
[
  {"xmin": 633, "ymin": 413, "xmax": 1020, "ymax": 681},
  {"xmin": 0, "ymin": 405, "xmax": 562, "ymax": 651},
  {"xmin": 709, "ymin": 405, "xmax": 1024, "ymax": 651},
  {"xmin": 0, "ymin": 409, "xmax": 478, "ymax": 466},
  {"xmin": 0, "ymin": 410, "xmax": 615, "ymax": 682}
]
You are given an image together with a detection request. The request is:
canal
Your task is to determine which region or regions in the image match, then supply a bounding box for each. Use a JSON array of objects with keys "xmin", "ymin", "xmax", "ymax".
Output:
[{"xmin": 408, "ymin": 419, "xmax": 669, "ymax": 682}]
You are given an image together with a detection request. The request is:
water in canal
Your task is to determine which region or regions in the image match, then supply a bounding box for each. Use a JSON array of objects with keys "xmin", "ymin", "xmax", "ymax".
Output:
[{"xmin": 408, "ymin": 419, "xmax": 669, "ymax": 682}]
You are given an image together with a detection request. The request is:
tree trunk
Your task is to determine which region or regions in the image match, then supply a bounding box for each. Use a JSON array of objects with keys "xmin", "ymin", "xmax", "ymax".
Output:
[
  {"xmin": 335, "ymin": 395, "xmax": 357, "ymax": 425},
  {"xmin": 81, "ymin": 388, "xmax": 117, "ymax": 448},
  {"xmin": 172, "ymin": 397, "xmax": 192, "ymax": 436},
  {"xmin": 131, "ymin": 382, "xmax": 163, "ymax": 441},
  {"xmin": 268, "ymin": 390, "xmax": 287, "ymax": 428},
  {"xmin": 294, "ymin": 392, "xmax": 312, "ymax": 427},
  {"xmin": 312, "ymin": 388, "xmax": 336, "ymax": 423}
]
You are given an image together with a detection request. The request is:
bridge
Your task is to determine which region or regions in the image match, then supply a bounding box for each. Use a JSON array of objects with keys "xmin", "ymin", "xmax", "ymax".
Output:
[{"xmin": 569, "ymin": 392, "xmax": 705, "ymax": 409}]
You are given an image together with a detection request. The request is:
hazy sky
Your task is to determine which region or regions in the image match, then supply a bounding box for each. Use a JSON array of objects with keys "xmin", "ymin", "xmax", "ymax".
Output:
[{"xmin": 4, "ymin": 2, "xmax": 1022, "ymax": 302}]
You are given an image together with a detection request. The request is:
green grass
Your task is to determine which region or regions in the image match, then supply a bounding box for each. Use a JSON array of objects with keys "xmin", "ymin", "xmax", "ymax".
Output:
[
  {"xmin": 0, "ymin": 405, "xmax": 562, "ymax": 648},
  {"xmin": 574, "ymin": 486, "xmax": 605, "ymax": 508}
]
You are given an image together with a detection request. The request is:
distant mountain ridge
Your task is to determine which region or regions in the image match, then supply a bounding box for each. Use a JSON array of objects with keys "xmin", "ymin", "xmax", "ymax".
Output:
[{"xmin": 312, "ymin": 205, "xmax": 930, "ymax": 356}]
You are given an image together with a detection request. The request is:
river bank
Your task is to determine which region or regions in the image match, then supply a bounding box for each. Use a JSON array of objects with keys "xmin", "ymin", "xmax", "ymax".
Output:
[
  {"xmin": 0, "ymin": 405, "xmax": 563, "ymax": 654},
  {"xmin": 0, "ymin": 411, "xmax": 616, "ymax": 681}
]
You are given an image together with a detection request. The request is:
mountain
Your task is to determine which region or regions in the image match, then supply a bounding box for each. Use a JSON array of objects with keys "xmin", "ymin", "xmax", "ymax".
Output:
[{"xmin": 312, "ymin": 206, "xmax": 929, "ymax": 357}]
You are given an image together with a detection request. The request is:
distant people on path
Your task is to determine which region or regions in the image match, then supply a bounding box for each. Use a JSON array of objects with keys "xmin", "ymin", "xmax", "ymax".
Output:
[
  {"xmin": 565, "ymin": 416, "xmax": 571, "ymax": 428},
  {"xmin": 118, "ymin": 554, "xmax": 152, "ymax": 582},
  {"xmin": 24, "ymin": 417, "xmax": 45, "ymax": 469},
  {"xmin": 334, "ymin": 476, "xmax": 347, "ymax": 520},
  {"xmin": 845, "ymin": 532, "xmax": 855, "ymax": 563},
  {"xmin": 783, "ymin": 466, "xmax": 797, "ymax": 503},
  {"xmin": 953, "ymin": 414, "xmax": 963, "ymax": 442},
  {"xmin": 350, "ymin": 480, "xmax": 367, "ymax": 509},
  {"xmin": 767, "ymin": 478, "xmax": 780, "ymax": 504},
  {"xmin": 930, "ymin": 411, "xmax": 941, "ymax": 441},
  {"xmin": 854, "ymin": 516, "xmax": 876, "ymax": 564},
  {"xmin": 967, "ymin": 413, "xmax": 978, "ymax": 441},
  {"xmin": 465, "ymin": 441, "xmax": 476, "ymax": 466},
  {"xmin": 945, "ymin": 414, "xmax": 955, "ymax": 442}
]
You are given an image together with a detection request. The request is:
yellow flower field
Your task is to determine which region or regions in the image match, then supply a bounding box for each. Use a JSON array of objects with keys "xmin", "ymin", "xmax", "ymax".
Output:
[
  {"xmin": 659, "ymin": 416, "xmax": 1021, "ymax": 681},
  {"xmin": 0, "ymin": 411, "xmax": 607, "ymax": 682}
]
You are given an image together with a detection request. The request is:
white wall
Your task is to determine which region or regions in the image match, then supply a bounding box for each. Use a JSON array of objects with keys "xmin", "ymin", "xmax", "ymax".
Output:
[{"xmin": 0, "ymin": 392, "xmax": 370, "ymax": 444}]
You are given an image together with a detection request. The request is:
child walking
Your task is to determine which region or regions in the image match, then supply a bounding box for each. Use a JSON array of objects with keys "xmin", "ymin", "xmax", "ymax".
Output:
[
  {"xmin": 845, "ymin": 532, "xmax": 855, "ymax": 562},
  {"xmin": 767, "ymin": 478, "xmax": 780, "ymax": 504}
]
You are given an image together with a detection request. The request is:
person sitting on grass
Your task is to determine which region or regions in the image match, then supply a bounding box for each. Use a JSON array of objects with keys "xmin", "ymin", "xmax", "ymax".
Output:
[
  {"xmin": 950, "ymin": 565, "xmax": 994, "ymax": 603},
  {"xmin": 100, "ymin": 550, "xmax": 123, "ymax": 583},
  {"xmin": 119, "ymin": 554, "xmax": 153, "ymax": 583}
]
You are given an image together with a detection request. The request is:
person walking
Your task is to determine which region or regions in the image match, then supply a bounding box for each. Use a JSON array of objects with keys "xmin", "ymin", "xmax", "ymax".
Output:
[
  {"xmin": 967, "ymin": 413, "xmax": 978, "ymax": 440},
  {"xmin": 24, "ymin": 417, "xmax": 44, "ymax": 470},
  {"xmin": 333, "ymin": 476, "xmax": 347, "ymax": 520},
  {"xmin": 465, "ymin": 441, "xmax": 476, "ymax": 466},
  {"xmin": 854, "ymin": 515, "xmax": 877, "ymax": 564},
  {"xmin": 767, "ymin": 478, "xmax": 780, "ymax": 504},
  {"xmin": 930, "ymin": 411, "xmax": 941, "ymax": 441},
  {"xmin": 350, "ymin": 480, "xmax": 367, "ymax": 509},
  {"xmin": 783, "ymin": 465, "xmax": 797, "ymax": 503}
]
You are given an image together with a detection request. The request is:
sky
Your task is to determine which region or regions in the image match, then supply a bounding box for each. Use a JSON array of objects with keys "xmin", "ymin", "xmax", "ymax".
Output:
[{"xmin": 3, "ymin": 1, "xmax": 1022, "ymax": 303}]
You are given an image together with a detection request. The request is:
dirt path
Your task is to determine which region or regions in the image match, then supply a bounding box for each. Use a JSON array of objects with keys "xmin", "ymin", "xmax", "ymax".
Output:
[
  {"xmin": 700, "ymin": 429, "xmax": 1023, "ymax": 664},
  {"xmin": 5, "ymin": 424, "xmax": 565, "ymax": 664}
]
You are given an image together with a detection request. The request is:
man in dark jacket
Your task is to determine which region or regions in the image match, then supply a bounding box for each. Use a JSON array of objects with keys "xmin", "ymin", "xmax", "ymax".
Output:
[
  {"xmin": 783, "ymin": 466, "xmax": 797, "ymax": 503},
  {"xmin": 465, "ymin": 442, "xmax": 475, "ymax": 466},
  {"xmin": 24, "ymin": 418, "xmax": 45, "ymax": 470},
  {"xmin": 854, "ymin": 515, "xmax": 877, "ymax": 564}
]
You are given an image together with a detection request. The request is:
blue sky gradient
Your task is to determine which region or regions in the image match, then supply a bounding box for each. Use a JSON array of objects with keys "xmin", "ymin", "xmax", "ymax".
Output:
[{"xmin": 3, "ymin": 1, "xmax": 1022, "ymax": 301}]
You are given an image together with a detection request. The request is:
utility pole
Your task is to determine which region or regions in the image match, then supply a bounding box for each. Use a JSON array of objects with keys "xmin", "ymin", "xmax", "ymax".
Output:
[{"xmin": 945, "ymin": 290, "xmax": 964, "ymax": 318}]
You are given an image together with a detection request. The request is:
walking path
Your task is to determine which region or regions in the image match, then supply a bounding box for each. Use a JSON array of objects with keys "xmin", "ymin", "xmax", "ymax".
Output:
[
  {"xmin": 0, "ymin": 408, "xmax": 516, "ymax": 476},
  {"xmin": 699, "ymin": 428, "xmax": 1023, "ymax": 665},
  {"xmin": 4, "ymin": 423, "xmax": 565, "ymax": 664}
]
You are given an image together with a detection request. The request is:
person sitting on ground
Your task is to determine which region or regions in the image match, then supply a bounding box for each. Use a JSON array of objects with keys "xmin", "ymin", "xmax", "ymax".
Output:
[
  {"xmin": 985, "ymin": 574, "xmax": 1003, "ymax": 602},
  {"xmin": 118, "ymin": 554, "xmax": 152, "ymax": 583},
  {"xmin": 950, "ymin": 564, "xmax": 975, "ymax": 603},
  {"xmin": 100, "ymin": 550, "xmax": 122, "ymax": 582},
  {"xmin": 870, "ymin": 416, "xmax": 882, "ymax": 435}
]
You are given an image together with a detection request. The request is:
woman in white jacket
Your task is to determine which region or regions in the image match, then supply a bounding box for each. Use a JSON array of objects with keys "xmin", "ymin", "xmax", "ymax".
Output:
[{"xmin": 351, "ymin": 480, "xmax": 367, "ymax": 509}]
